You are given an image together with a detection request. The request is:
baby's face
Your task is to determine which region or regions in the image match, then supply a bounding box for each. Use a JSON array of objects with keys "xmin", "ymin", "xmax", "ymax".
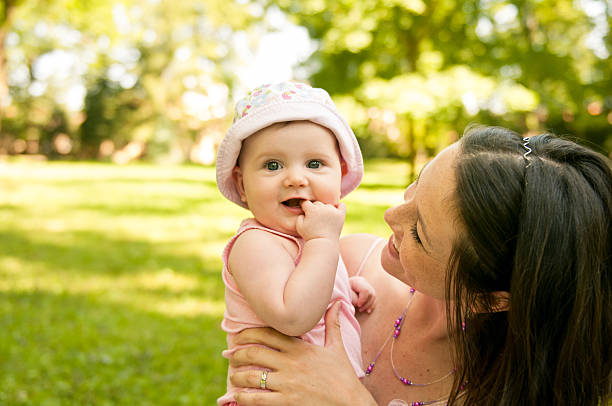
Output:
[{"xmin": 232, "ymin": 121, "xmax": 344, "ymax": 236}]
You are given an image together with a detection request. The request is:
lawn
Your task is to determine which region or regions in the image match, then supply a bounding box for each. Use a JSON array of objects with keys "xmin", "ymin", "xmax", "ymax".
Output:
[{"xmin": 0, "ymin": 158, "xmax": 408, "ymax": 405}]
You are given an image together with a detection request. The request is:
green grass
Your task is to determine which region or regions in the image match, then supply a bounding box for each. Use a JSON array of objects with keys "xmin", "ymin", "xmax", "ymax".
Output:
[{"xmin": 0, "ymin": 158, "xmax": 407, "ymax": 405}]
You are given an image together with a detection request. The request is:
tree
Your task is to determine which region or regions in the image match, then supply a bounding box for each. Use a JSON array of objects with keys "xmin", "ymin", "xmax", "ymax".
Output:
[
  {"xmin": 270, "ymin": 0, "xmax": 611, "ymax": 178},
  {"xmin": 2, "ymin": 0, "xmax": 263, "ymax": 160},
  {"xmin": 1, "ymin": 0, "xmax": 124, "ymax": 153},
  {"xmin": 0, "ymin": 0, "xmax": 24, "ymax": 135}
]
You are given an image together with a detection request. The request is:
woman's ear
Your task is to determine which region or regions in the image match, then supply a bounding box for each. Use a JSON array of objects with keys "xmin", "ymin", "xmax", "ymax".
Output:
[{"xmin": 232, "ymin": 166, "xmax": 248, "ymax": 204}]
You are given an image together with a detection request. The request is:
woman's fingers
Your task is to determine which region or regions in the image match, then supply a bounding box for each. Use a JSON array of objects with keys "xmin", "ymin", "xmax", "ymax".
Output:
[
  {"xmin": 230, "ymin": 344, "xmax": 284, "ymax": 369},
  {"xmin": 233, "ymin": 326, "xmax": 297, "ymax": 351},
  {"xmin": 234, "ymin": 390, "xmax": 287, "ymax": 406},
  {"xmin": 229, "ymin": 304, "xmax": 376, "ymax": 405},
  {"xmin": 324, "ymin": 300, "xmax": 344, "ymax": 349},
  {"xmin": 230, "ymin": 369, "xmax": 277, "ymax": 391}
]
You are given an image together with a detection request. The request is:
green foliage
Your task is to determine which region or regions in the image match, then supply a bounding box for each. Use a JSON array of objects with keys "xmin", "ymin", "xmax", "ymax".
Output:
[
  {"xmin": 0, "ymin": 158, "xmax": 406, "ymax": 404},
  {"xmin": 1, "ymin": 0, "xmax": 261, "ymax": 160},
  {"xmin": 0, "ymin": 0, "xmax": 610, "ymax": 170},
  {"xmin": 271, "ymin": 0, "xmax": 611, "ymax": 175}
]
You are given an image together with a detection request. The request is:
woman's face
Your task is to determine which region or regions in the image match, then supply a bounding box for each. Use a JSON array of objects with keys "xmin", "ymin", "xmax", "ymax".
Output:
[{"xmin": 381, "ymin": 142, "xmax": 462, "ymax": 300}]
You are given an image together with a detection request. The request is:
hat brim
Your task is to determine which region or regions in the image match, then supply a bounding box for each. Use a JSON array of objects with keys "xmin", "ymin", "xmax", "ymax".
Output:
[{"xmin": 216, "ymin": 100, "xmax": 363, "ymax": 208}]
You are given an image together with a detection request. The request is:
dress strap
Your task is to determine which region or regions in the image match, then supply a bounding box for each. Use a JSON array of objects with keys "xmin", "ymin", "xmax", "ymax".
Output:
[{"xmin": 355, "ymin": 237, "xmax": 386, "ymax": 276}]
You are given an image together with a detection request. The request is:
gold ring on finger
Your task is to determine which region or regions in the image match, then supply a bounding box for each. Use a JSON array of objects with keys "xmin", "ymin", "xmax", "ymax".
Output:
[{"xmin": 260, "ymin": 370, "xmax": 268, "ymax": 389}]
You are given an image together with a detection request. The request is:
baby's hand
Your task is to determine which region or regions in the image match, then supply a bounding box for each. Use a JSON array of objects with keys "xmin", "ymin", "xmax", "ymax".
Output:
[
  {"xmin": 349, "ymin": 276, "xmax": 376, "ymax": 313},
  {"xmin": 296, "ymin": 201, "xmax": 345, "ymax": 242}
]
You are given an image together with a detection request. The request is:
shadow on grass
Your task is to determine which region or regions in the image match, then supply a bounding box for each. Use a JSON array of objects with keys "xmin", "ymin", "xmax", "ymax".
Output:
[
  {"xmin": 358, "ymin": 182, "xmax": 408, "ymax": 190},
  {"xmin": 18, "ymin": 176, "xmax": 226, "ymax": 216},
  {"xmin": 343, "ymin": 201, "xmax": 393, "ymax": 237},
  {"xmin": 0, "ymin": 196, "xmax": 230, "ymax": 219},
  {"xmin": 0, "ymin": 230, "xmax": 224, "ymax": 300},
  {"xmin": 0, "ymin": 204, "xmax": 20, "ymax": 212},
  {"xmin": 48, "ymin": 178, "xmax": 219, "ymax": 189},
  {"xmin": 0, "ymin": 290, "xmax": 227, "ymax": 405},
  {"xmin": 69, "ymin": 197, "xmax": 220, "ymax": 217}
]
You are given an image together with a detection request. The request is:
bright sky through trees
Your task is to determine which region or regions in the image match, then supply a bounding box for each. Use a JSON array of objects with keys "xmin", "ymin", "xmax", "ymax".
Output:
[{"xmin": 1, "ymin": 0, "xmax": 610, "ymax": 165}]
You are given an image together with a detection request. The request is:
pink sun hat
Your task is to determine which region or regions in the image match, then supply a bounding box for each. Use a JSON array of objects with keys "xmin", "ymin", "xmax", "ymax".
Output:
[{"xmin": 215, "ymin": 81, "xmax": 364, "ymax": 208}]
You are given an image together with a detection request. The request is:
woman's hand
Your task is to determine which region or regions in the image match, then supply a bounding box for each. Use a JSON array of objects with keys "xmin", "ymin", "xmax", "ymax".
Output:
[{"xmin": 229, "ymin": 301, "xmax": 377, "ymax": 406}]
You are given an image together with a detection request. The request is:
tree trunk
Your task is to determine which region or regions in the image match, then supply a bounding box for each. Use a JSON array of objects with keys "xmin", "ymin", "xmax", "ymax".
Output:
[
  {"xmin": 406, "ymin": 116, "xmax": 416, "ymax": 183},
  {"xmin": 0, "ymin": 0, "xmax": 18, "ymax": 136}
]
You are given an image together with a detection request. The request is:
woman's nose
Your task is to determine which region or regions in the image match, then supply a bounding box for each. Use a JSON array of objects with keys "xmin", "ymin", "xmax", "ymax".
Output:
[
  {"xmin": 384, "ymin": 205, "xmax": 398, "ymax": 228},
  {"xmin": 384, "ymin": 200, "xmax": 411, "ymax": 230}
]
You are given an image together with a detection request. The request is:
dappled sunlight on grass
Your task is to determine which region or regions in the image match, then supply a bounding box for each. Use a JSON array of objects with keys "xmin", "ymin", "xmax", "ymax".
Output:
[
  {"xmin": 363, "ymin": 158, "xmax": 412, "ymax": 188},
  {"xmin": 0, "ymin": 290, "xmax": 226, "ymax": 405},
  {"xmin": 132, "ymin": 296, "xmax": 226, "ymax": 317},
  {"xmin": 343, "ymin": 164, "xmax": 407, "ymax": 236},
  {"xmin": 0, "ymin": 161, "xmax": 217, "ymax": 182},
  {"xmin": 135, "ymin": 268, "xmax": 200, "ymax": 291},
  {"xmin": 0, "ymin": 258, "xmax": 225, "ymax": 317},
  {"xmin": 347, "ymin": 188, "xmax": 405, "ymax": 206},
  {"xmin": 0, "ymin": 159, "xmax": 405, "ymax": 404}
]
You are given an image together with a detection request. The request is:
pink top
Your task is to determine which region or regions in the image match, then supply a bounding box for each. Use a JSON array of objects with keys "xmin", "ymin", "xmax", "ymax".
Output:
[{"xmin": 218, "ymin": 218, "xmax": 363, "ymax": 405}]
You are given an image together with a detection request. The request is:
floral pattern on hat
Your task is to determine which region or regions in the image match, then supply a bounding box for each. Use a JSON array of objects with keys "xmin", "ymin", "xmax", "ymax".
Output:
[{"xmin": 232, "ymin": 82, "xmax": 332, "ymax": 123}]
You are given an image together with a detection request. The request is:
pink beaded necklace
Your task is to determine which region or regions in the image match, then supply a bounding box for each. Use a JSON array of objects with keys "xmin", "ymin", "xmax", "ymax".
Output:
[{"xmin": 364, "ymin": 287, "xmax": 459, "ymax": 406}]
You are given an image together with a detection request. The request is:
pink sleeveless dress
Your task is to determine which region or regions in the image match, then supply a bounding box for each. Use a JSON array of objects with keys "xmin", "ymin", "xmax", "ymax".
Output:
[{"xmin": 217, "ymin": 219, "xmax": 364, "ymax": 406}]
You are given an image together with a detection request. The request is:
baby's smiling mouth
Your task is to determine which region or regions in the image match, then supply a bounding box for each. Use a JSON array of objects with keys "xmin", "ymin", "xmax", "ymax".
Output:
[{"xmin": 282, "ymin": 198, "xmax": 306, "ymax": 207}]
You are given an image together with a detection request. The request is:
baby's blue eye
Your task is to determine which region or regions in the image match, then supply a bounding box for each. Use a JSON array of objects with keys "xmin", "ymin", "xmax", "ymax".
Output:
[
  {"xmin": 266, "ymin": 161, "xmax": 280, "ymax": 170},
  {"xmin": 307, "ymin": 160, "xmax": 322, "ymax": 169}
]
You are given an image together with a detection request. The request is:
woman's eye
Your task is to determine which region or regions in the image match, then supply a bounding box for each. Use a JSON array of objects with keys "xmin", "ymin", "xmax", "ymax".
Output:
[
  {"xmin": 411, "ymin": 223, "xmax": 422, "ymax": 245},
  {"xmin": 307, "ymin": 160, "xmax": 322, "ymax": 169},
  {"xmin": 266, "ymin": 161, "xmax": 281, "ymax": 170}
]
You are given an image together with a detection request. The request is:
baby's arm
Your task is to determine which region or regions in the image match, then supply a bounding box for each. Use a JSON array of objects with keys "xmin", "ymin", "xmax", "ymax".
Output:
[{"xmin": 228, "ymin": 201, "xmax": 345, "ymax": 336}]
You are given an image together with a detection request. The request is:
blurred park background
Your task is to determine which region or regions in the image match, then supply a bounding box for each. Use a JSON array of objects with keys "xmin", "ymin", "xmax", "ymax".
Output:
[{"xmin": 0, "ymin": 0, "xmax": 610, "ymax": 404}]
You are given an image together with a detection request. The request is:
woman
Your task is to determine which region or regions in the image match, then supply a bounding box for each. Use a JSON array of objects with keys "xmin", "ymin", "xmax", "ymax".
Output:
[{"xmin": 227, "ymin": 126, "xmax": 612, "ymax": 405}]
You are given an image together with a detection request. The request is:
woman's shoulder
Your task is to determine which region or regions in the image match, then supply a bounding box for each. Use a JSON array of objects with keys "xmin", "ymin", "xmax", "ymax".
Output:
[
  {"xmin": 340, "ymin": 233, "xmax": 382, "ymax": 246},
  {"xmin": 340, "ymin": 233, "xmax": 386, "ymax": 277}
]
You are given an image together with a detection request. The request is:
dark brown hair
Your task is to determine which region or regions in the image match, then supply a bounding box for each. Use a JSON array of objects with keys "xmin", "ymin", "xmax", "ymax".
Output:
[{"xmin": 446, "ymin": 125, "xmax": 611, "ymax": 405}]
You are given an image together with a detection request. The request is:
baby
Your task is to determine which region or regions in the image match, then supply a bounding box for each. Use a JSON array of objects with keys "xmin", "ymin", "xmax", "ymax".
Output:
[{"xmin": 215, "ymin": 81, "xmax": 375, "ymax": 405}]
